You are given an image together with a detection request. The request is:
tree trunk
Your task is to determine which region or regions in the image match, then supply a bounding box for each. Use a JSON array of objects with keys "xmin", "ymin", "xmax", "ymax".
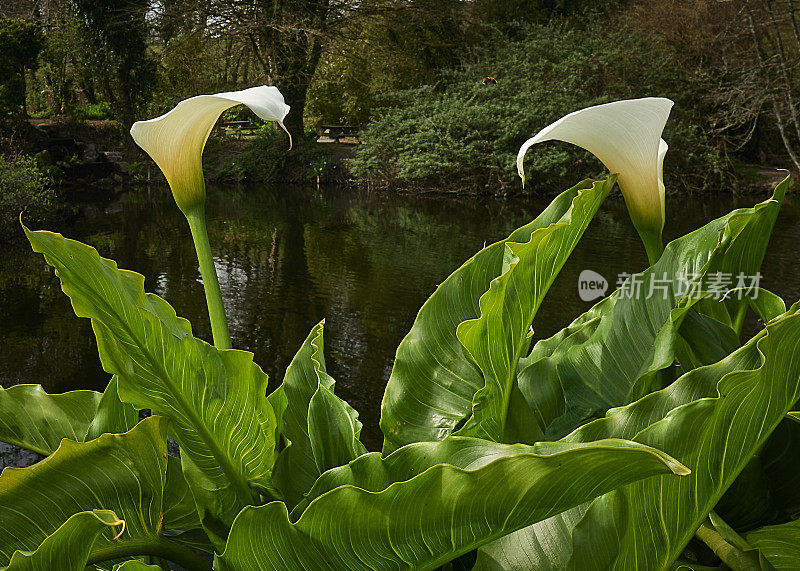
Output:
[
  {"xmin": 20, "ymin": 66, "xmax": 28, "ymax": 117},
  {"xmin": 788, "ymin": 0, "xmax": 800, "ymax": 51},
  {"xmin": 747, "ymin": 3, "xmax": 800, "ymax": 172},
  {"xmin": 80, "ymin": 78, "xmax": 97, "ymax": 105},
  {"xmin": 279, "ymin": 80, "xmax": 309, "ymax": 136},
  {"xmin": 115, "ymin": 58, "xmax": 139, "ymax": 151},
  {"xmin": 242, "ymin": 45, "xmax": 250, "ymax": 85},
  {"xmin": 763, "ymin": 0, "xmax": 800, "ymax": 149},
  {"xmin": 248, "ymin": 0, "xmax": 330, "ymax": 137},
  {"xmin": 223, "ymin": 37, "xmax": 233, "ymax": 86}
]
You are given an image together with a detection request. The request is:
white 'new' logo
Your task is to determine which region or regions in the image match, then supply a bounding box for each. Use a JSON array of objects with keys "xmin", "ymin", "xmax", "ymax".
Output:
[{"xmin": 578, "ymin": 269, "xmax": 608, "ymax": 302}]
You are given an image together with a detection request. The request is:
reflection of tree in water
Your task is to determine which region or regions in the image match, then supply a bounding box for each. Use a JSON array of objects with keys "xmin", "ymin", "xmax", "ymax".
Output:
[
  {"xmin": 0, "ymin": 184, "xmax": 560, "ymax": 448},
  {"xmin": 0, "ymin": 247, "xmax": 107, "ymax": 391},
  {"xmin": 210, "ymin": 189, "xmax": 325, "ymax": 390},
  {"xmin": 301, "ymin": 194, "xmax": 539, "ymax": 447},
  {"xmin": 8, "ymin": 183, "xmax": 794, "ymax": 448}
]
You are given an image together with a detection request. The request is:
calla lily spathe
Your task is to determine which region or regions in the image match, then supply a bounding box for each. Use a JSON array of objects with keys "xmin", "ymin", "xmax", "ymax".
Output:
[
  {"xmin": 516, "ymin": 97, "xmax": 674, "ymax": 263},
  {"xmin": 130, "ymin": 85, "xmax": 290, "ymax": 215}
]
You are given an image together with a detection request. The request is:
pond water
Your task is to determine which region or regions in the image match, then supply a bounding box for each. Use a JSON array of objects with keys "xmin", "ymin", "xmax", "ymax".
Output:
[{"xmin": 2, "ymin": 183, "xmax": 799, "ymax": 450}]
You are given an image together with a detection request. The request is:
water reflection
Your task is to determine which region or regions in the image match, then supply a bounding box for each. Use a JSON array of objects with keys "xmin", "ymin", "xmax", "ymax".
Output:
[{"xmin": 1, "ymin": 184, "xmax": 797, "ymax": 449}]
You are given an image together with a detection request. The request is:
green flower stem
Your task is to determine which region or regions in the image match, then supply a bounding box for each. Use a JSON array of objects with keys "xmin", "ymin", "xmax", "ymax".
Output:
[
  {"xmin": 639, "ymin": 229, "xmax": 665, "ymax": 267},
  {"xmin": 87, "ymin": 537, "xmax": 212, "ymax": 570},
  {"xmin": 643, "ymin": 240, "xmax": 664, "ymax": 267},
  {"xmin": 732, "ymin": 300, "xmax": 749, "ymax": 339},
  {"xmin": 694, "ymin": 520, "xmax": 756, "ymax": 571},
  {"xmin": 185, "ymin": 208, "xmax": 232, "ymax": 350}
]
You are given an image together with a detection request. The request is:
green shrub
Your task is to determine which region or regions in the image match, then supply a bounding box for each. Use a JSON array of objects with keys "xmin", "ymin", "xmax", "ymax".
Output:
[
  {"xmin": 30, "ymin": 107, "xmax": 53, "ymax": 119},
  {"xmin": 72, "ymin": 102, "xmax": 114, "ymax": 121},
  {"xmin": 215, "ymin": 125, "xmax": 327, "ymax": 184},
  {"xmin": 351, "ymin": 19, "xmax": 726, "ymax": 193},
  {"xmin": 0, "ymin": 154, "xmax": 57, "ymax": 236}
]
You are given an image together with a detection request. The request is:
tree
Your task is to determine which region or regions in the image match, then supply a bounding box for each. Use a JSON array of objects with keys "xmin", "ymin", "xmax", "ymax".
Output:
[
  {"xmin": 71, "ymin": 0, "xmax": 156, "ymax": 131},
  {"xmin": 205, "ymin": 0, "xmax": 336, "ymax": 136},
  {"xmin": 306, "ymin": 0, "xmax": 472, "ymax": 126},
  {"xmin": 0, "ymin": 18, "xmax": 44, "ymax": 117}
]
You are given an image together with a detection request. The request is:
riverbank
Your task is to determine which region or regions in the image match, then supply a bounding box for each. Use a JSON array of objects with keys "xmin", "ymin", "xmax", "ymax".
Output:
[
  {"xmin": 3, "ymin": 118, "xmax": 133, "ymax": 192},
  {"xmin": 1, "ymin": 117, "xmax": 794, "ymax": 200}
]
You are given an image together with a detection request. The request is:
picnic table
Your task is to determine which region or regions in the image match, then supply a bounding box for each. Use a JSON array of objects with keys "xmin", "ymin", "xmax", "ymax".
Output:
[
  {"xmin": 221, "ymin": 120, "xmax": 253, "ymax": 131},
  {"xmin": 317, "ymin": 125, "xmax": 360, "ymax": 143}
]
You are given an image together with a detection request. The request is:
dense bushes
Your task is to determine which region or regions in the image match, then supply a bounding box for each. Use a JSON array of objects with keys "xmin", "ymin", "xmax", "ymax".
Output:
[
  {"xmin": 71, "ymin": 102, "xmax": 114, "ymax": 121},
  {"xmin": 0, "ymin": 154, "xmax": 57, "ymax": 236},
  {"xmin": 214, "ymin": 125, "xmax": 327, "ymax": 184},
  {"xmin": 351, "ymin": 20, "xmax": 726, "ymax": 193}
]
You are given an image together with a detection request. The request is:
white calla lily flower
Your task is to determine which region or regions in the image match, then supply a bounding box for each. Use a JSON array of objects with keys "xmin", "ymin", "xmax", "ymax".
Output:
[
  {"xmin": 517, "ymin": 97, "xmax": 674, "ymax": 263},
  {"xmin": 129, "ymin": 85, "xmax": 290, "ymax": 350},
  {"xmin": 130, "ymin": 85, "xmax": 290, "ymax": 215}
]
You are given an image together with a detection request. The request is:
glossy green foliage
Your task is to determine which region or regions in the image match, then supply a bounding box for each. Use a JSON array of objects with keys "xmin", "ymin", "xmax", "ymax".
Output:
[
  {"xmin": 268, "ymin": 320, "xmax": 367, "ymax": 510},
  {"xmin": 4, "ymin": 174, "xmax": 799, "ymax": 570},
  {"xmin": 112, "ymin": 563, "xmax": 164, "ymax": 570},
  {"xmin": 25, "ymin": 225, "xmax": 280, "ymax": 544},
  {"xmin": 0, "ymin": 379, "xmax": 209, "ymax": 555},
  {"xmin": 0, "ymin": 417, "xmax": 199, "ymax": 567},
  {"xmin": 746, "ymin": 520, "xmax": 800, "ymax": 569},
  {"xmin": 0, "ymin": 377, "xmax": 138, "ymax": 455},
  {"xmin": 216, "ymin": 438, "xmax": 686, "ymax": 570},
  {"xmin": 0, "ymin": 384, "xmax": 101, "ymax": 455},
  {"xmin": 381, "ymin": 176, "xmax": 614, "ymax": 451},
  {"xmin": 455, "ymin": 176, "xmax": 612, "ymax": 442},
  {"xmin": 384, "ymin": 178, "xmax": 786, "ymax": 455},
  {"xmin": 476, "ymin": 301, "xmax": 800, "ymax": 569},
  {"xmin": 0, "ymin": 510, "xmax": 124, "ymax": 571},
  {"xmin": 523, "ymin": 178, "xmax": 787, "ymax": 439}
]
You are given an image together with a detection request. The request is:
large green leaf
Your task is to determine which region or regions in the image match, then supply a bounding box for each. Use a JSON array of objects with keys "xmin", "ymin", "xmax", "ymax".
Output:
[
  {"xmin": 268, "ymin": 320, "xmax": 366, "ymax": 509},
  {"xmin": 380, "ymin": 176, "xmax": 615, "ymax": 451},
  {"xmin": 24, "ymin": 227, "xmax": 279, "ymax": 544},
  {"xmin": 673, "ymin": 306, "xmax": 740, "ymax": 374},
  {"xmin": 454, "ymin": 176, "xmax": 611, "ymax": 442},
  {"xmin": 113, "ymin": 563, "xmax": 163, "ymax": 571},
  {"xmin": 474, "ymin": 509, "xmax": 588, "ymax": 570},
  {"xmin": 85, "ymin": 376, "xmax": 140, "ymax": 439},
  {"xmin": 0, "ymin": 378, "xmax": 137, "ymax": 457},
  {"xmin": 215, "ymin": 436, "xmax": 686, "ymax": 570},
  {"xmin": 0, "ymin": 380, "xmax": 207, "ymax": 552},
  {"xmin": 745, "ymin": 519, "xmax": 800, "ymax": 569},
  {"xmin": 0, "ymin": 384, "xmax": 100, "ymax": 456},
  {"xmin": 519, "ymin": 178, "xmax": 787, "ymax": 439},
  {"xmin": 0, "ymin": 510, "xmax": 124, "ymax": 571},
  {"xmin": 0, "ymin": 416, "xmax": 206, "ymax": 569},
  {"xmin": 477, "ymin": 185, "xmax": 790, "ymax": 569},
  {"xmin": 510, "ymin": 309, "xmax": 604, "ymax": 444},
  {"xmin": 112, "ymin": 563, "xmax": 163, "ymax": 570},
  {"xmin": 161, "ymin": 455, "xmax": 213, "ymax": 553},
  {"xmin": 479, "ymin": 301, "xmax": 800, "ymax": 570}
]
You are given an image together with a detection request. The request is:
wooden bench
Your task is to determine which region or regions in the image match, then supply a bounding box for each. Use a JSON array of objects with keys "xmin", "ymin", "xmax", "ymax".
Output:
[
  {"xmin": 317, "ymin": 125, "xmax": 359, "ymax": 143},
  {"xmin": 221, "ymin": 120, "xmax": 254, "ymax": 131}
]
